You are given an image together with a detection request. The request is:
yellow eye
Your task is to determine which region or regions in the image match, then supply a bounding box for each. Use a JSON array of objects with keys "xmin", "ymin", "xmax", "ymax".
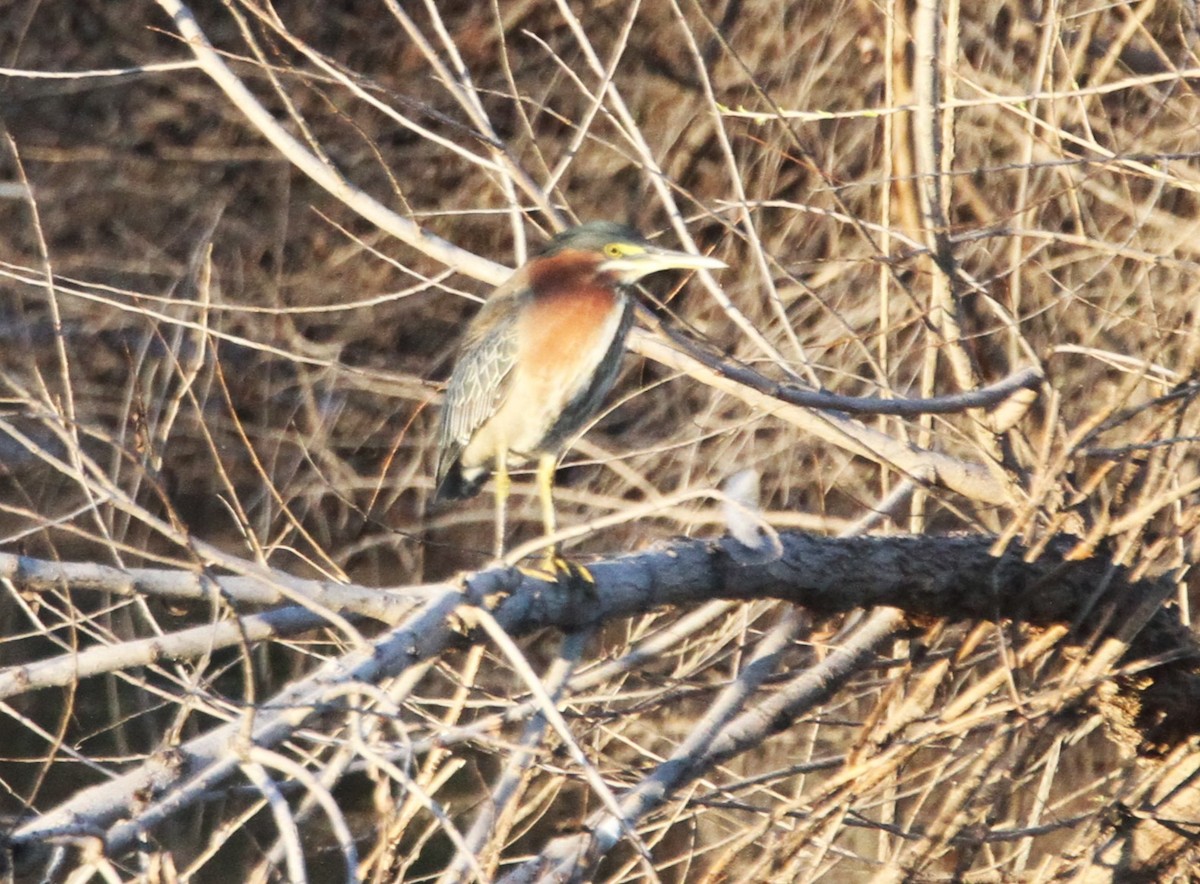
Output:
[{"xmin": 604, "ymin": 243, "xmax": 623, "ymax": 258}]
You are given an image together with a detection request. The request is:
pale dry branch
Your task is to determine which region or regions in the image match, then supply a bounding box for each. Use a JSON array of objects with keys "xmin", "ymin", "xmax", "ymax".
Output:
[
  {"xmin": 633, "ymin": 328, "xmax": 1019, "ymax": 505},
  {"xmin": 3, "ymin": 1, "xmax": 1200, "ymax": 880},
  {"xmin": 153, "ymin": 0, "xmax": 509, "ymax": 286}
]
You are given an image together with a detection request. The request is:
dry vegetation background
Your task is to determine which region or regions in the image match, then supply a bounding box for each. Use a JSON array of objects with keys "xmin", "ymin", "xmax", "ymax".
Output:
[{"xmin": 1, "ymin": 0, "xmax": 1199, "ymax": 881}]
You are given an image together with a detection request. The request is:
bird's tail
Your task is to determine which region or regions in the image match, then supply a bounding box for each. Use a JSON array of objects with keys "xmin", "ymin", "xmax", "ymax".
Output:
[{"xmin": 432, "ymin": 458, "xmax": 488, "ymax": 502}]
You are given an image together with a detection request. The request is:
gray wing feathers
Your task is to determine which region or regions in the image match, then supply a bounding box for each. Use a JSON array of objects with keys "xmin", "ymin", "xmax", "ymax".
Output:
[{"xmin": 435, "ymin": 306, "xmax": 519, "ymax": 480}]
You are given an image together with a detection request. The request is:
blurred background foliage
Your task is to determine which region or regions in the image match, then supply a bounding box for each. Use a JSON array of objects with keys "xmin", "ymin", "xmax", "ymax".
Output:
[{"xmin": 0, "ymin": 0, "xmax": 1199, "ymax": 879}]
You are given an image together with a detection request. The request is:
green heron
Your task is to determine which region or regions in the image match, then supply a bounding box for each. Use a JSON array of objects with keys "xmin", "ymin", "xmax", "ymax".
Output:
[{"xmin": 433, "ymin": 221, "xmax": 725, "ymax": 571}]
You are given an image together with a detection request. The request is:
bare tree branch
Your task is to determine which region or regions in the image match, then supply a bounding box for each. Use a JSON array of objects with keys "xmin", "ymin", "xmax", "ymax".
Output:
[{"xmin": 3, "ymin": 531, "xmax": 1196, "ymax": 873}]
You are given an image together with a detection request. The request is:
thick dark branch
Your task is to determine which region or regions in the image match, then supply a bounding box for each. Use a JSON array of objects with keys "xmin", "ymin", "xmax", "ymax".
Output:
[
  {"xmin": 3, "ymin": 531, "xmax": 1197, "ymax": 864},
  {"xmin": 507, "ymin": 533, "xmax": 1136, "ymax": 627},
  {"xmin": 498, "ymin": 533, "xmax": 1198, "ymax": 747}
]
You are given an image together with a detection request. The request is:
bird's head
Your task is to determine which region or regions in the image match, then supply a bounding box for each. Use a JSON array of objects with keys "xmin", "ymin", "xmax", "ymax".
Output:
[{"xmin": 540, "ymin": 221, "xmax": 726, "ymax": 285}]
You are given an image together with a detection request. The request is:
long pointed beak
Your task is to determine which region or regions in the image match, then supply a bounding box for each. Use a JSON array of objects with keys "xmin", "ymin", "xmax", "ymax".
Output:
[
  {"xmin": 606, "ymin": 245, "xmax": 727, "ymax": 282},
  {"xmin": 643, "ymin": 245, "xmax": 728, "ymax": 272}
]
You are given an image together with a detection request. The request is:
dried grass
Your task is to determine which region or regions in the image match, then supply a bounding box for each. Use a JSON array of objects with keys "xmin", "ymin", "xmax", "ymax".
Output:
[{"xmin": 0, "ymin": 0, "xmax": 1198, "ymax": 881}]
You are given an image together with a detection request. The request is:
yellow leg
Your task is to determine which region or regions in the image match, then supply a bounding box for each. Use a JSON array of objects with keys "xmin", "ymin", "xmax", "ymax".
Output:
[
  {"xmin": 493, "ymin": 448, "xmax": 510, "ymax": 560},
  {"xmin": 536, "ymin": 453, "xmax": 558, "ymax": 543},
  {"xmin": 523, "ymin": 453, "xmax": 593, "ymax": 588}
]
